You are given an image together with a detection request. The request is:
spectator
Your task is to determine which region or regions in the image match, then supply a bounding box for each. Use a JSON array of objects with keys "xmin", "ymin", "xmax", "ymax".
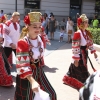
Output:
[
  {"xmin": 76, "ymin": 13, "xmax": 80, "ymax": 30},
  {"xmin": 60, "ymin": 18, "xmax": 66, "ymax": 30},
  {"xmin": 55, "ymin": 18, "xmax": 59, "ymax": 30},
  {"xmin": 66, "ymin": 16, "xmax": 74, "ymax": 43},
  {"xmin": 48, "ymin": 15, "xmax": 56, "ymax": 40},
  {"xmin": 48, "ymin": 12, "xmax": 53, "ymax": 19},
  {"xmin": 59, "ymin": 26, "xmax": 65, "ymax": 42},
  {"xmin": 0, "ymin": 10, "xmax": 4, "ymax": 17},
  {"xmin": 44, "ymin": 13, "xmax": 49, "ymax": 35},
  {"xmin": 91, "ymin": 15, "xmax": 99, "ymax": 28},
  {"xmin": 3, "ymin": 12, "xmax": 20, "ymax": 75},
  {"xmin": 76, "ymin": 13, "xmax": 80, "ymax": 19},
  {"xmin": 42, "ymin": 16, "xmax": 47, "ymax": 32}
]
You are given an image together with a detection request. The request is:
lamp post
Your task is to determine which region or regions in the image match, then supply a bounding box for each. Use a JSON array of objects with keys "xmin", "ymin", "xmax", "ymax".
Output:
[{"xmin": 15, "ymin": 0, "xmax": 17, "ymax": 11}]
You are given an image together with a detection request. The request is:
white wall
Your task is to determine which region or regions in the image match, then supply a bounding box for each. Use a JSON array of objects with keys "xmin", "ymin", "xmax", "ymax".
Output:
[
  {"xmin": 17, "ymin": 0, "xmax": 24, "ymax": 14},
  {"xmin": 82, "ymin": 0, "xmax": 95, "ymax": 17},
  {"xmin": 0, "ymin": 0, "xmax": 96, "ymax": 19},
  {"xmin": 41, "ymin": 0, "xmax": 70, "ymax": 16},
  {"xmin": 0, "ymin": 0, "xmax": 24, "ymax": 14}
]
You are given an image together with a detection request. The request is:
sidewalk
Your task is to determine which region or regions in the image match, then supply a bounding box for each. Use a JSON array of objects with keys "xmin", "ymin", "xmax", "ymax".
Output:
[
  {"xmin": 44, "ymin": 43, "xmax": 100, "ymax": 100},
  {"xmin": 0, "ymin": 30, "xmax": 100, "ymax": 100}
]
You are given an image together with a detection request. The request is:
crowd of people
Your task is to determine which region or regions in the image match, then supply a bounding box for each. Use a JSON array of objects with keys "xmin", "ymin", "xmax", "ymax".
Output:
[{"xmin": 0, "ymin": 9, "xmax": 99, "ymax": 100}]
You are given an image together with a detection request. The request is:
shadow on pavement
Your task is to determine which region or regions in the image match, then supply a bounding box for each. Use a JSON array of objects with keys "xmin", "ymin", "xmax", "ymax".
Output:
[
  {"xmin": 43, "ymin": 65, "xmax": 58, "ymax": 73},
  {"xmin": 0, "ymin": 77, "xmax": 16, "ymax": 100}
]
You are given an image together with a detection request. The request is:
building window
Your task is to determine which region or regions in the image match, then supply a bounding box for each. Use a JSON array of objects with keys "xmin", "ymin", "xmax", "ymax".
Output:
[
  {"xmin": 70, "ymin": 0, "xmax": 82, "ymax": 23},
  {"xmin": 70, "ymin": 0, "xmax": 82, "ymax": 5},
  {"xmin": 24, "ymin": 0, "xmax": 40, "ymax": 9}
]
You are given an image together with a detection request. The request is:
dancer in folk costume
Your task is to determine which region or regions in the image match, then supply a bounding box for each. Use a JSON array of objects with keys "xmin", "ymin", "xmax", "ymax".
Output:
[
  {"xmin": 63, "ymin": 14, "xmax": 98, "ymax": 90},
  {"xmin": 3, "ymin": 12, "xmax": 20, "ymax": 75},
  {"xmin": 14, "ymin": 12, "xmax": 57, "ymax": 100},
  {"xmin": 40, "ymin": 26, "xmax": 51, "ymax": 67},
  {"xmin": 40, "ymin": 26, "xmax": 51, "ymax": 49},
  {"xmin": 1, "ymin": 14, "xmax": 13, "ymax": 65},
  {"xmin": 0, "ymin": 15, "xmax": 13, "ymax": 86}
]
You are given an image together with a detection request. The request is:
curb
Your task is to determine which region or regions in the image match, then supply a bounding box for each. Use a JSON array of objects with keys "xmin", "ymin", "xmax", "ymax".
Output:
[{"xmin": 94, "ymin": 44, "xmax": 100, "ymax": 52}]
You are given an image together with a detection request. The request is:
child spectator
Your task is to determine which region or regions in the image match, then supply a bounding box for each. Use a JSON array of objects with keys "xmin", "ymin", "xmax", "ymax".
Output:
[{"xmin": 59, "ymin": 26, "xmax": 65, "ymax": 42}]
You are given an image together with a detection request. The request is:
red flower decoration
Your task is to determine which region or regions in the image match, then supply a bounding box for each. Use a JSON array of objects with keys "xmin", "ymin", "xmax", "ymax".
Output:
[
  {"xmin": 24, "ymin": 15, "xmax": 30, "ymax": 25},
  {"xmin": 40, "ymin": 16, "xmax": 43, "ymax": 23},
  {"xmin": 77, "ymin": 18, "xmax": 82, "ymax": 27},
  {"xmin": 1, "ymin": 16, "xmax": 6, "ymax": 21}
]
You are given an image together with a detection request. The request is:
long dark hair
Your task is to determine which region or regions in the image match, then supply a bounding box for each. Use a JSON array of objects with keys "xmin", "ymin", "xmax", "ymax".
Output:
[{"xmin": 68, "ymin": 16, "xmax": 72, "ymax": 20}]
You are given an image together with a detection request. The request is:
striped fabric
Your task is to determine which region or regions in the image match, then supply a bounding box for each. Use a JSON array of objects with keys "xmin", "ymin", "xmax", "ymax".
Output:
[
  {"xmin": 16, "ymin": 51, "xmax": 32, "ymax": 79},
  {"xmin": 0, "ymin": 48, "xmax": 13, "ymax": 86},
  {"xmin": 14, "ymin": 62, "xmax": 57, "ymax": 100}
]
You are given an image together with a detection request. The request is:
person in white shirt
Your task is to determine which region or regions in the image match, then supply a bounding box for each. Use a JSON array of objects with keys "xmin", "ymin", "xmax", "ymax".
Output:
[
  {"xmin": 59, "ymin": 26, "xmax": 65, "ymax": 42},
  {"xmin": 66, "ymin": 16, "xmax": 74, "ymax": 43},
  {"xmin": 3, "ymin": 12, "xmax": 20, "ymax": 74}
]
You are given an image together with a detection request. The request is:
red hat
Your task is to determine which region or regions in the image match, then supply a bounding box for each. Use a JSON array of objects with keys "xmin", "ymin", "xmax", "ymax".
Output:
[
  {"xmin": 77, "ymin": 14, "xmax": 88, "ymax": 27},
  {"xmin": 24, "ymin": 15, "xmax": 30, "ymax": 25},
  {"xmin": 24, "ymin": 12, "xmax": 42, "ymax": 25},
  {"xmin": 77, "ymin": 18, "xmax": 82, "ymax": 27}
]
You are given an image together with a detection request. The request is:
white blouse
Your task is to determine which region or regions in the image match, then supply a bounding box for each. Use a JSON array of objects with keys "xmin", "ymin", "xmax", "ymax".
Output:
[
  {"xmin": 78, "ymin": 30, "xmax": 87, "ymax": 46},
  {"xmin": 66, "ymin": 21, "xmax": 74, "ymax": 33},
  {"xmin": 29, "ymin": 36, "xmax": 44, "ymax": 59}
]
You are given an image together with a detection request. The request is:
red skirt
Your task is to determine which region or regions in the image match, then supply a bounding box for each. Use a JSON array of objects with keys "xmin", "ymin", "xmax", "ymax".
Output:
[
  {"xmin": 63, "ymin": 46, "xmax": 89, "ymax": 90},
  {"xmin": 0, "ymin": 48, "xmax": 13, "ymax": 86}
]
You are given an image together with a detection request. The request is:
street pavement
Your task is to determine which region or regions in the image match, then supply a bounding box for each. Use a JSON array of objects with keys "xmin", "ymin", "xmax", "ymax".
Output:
[{"xmin": 0, "ymin": 30, "xmax": 100, "ymax": 100}]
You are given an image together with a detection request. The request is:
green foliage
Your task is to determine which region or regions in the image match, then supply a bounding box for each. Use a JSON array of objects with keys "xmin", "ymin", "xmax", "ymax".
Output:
[{"xmin": 87, "ymin": 27, "xmax": 100, "ymax": 45}]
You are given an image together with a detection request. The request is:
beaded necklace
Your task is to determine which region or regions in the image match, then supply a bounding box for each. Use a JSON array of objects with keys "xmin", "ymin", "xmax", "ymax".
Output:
[{"xmin": 26, "ymin": 36, "xmax": 43, "ymax": 64}]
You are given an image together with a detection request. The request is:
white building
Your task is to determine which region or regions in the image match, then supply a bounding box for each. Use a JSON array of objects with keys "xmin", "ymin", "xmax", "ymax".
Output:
[{"xmin": 0, "ymin": 0, "xmax": 95, "ymax": 21}]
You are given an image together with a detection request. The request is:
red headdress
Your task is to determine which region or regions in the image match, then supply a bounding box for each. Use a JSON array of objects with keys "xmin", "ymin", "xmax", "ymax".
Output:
[
  {"xmin": 24, "ymin": 15, "xmax": 30, "ymax": 25},
  {"xmin": 77, "ymin": 14, "xmax": 88, "ymax": 27},
  {"xmin": 24, "ymin": 12, "xmax": 42, "ymax": 25},
  {"xmin": 77, "ymin": 18, "xmax": 82, "ymax": 27}
]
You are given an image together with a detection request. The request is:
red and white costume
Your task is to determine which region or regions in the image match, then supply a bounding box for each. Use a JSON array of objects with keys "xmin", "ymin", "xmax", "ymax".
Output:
[
  {"xmin": 40, "ymin": 27, "xmax": 51, "ymax": 66},
  {"xmin": 3, "ymin": 20, "xmax": 20, "ymax": 47},
  {"xmin": 15, "ymin": 36, "xmax": 57, "ymax": 100},
  {"xmin": 0, "ymin": 23, "xmax": 3, "ymax": 38},
  {"xmin": 0, "ymin": 21, "xmax": 13, "ymax": 86},
  {"xmin": 63, "ymin": 29, "xmax": 96, "ymax": 90},
  {"xmin": 2, "ymin": 19, "xmax": 20, "ymax": 75},
  {"xmin": 40, "ymin": 27, "xmax": 50, "ymax": 49}
]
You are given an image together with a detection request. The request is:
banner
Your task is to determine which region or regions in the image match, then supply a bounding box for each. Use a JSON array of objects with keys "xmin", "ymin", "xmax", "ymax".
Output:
[{"xmin": 24, "ymin": 0, "xmax": 40, "ymax": 9}]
